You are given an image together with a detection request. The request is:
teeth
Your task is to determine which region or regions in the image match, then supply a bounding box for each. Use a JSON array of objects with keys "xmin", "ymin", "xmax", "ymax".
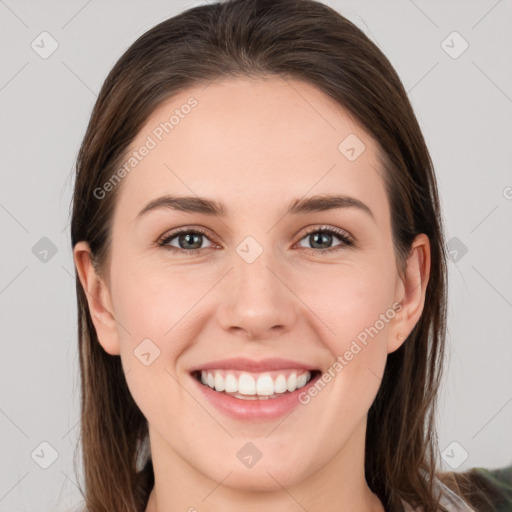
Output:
[
  {"xmin": 256, "ymin": 374, "xmax": 274, "ymax": 396},
  {"xmin": 225, "ymin": 373, "xmax": 237, "ymax": 393},
  {"xmin": 214, "ymin": 372, "xmax": 225, "ymax": 392},
  {"xmin": 238, "ymin": 373, "xmax": 256, "ymax": 395},
  {"xmin": 274, "ymin": 375, "xmax": 287, "ymax": 394},
  {"xmin": 198, "ymin": 369, "xmax": 313, "ymax": 397},
  {"xmin": 287, "ymin": 373, "xmax": 297, "ymax": 392},
  {"xmin": 297, "ymin": 373, "xmax": 308, "ymax": 389}
]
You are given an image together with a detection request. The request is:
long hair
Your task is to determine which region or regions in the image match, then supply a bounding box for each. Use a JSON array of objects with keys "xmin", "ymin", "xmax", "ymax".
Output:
[{"xmin": 70, "ymin": 1, "xmax": 457, "ymax": 510}]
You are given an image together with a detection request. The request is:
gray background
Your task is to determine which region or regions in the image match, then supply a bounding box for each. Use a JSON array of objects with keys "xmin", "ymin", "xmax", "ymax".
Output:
[{"xmin": 1, "ymin": 0, "xmax": 511, "ymax": 510}]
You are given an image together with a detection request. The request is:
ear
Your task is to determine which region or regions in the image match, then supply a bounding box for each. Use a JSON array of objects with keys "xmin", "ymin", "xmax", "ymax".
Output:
[
  {"xmin": 388, "ymin": 233, "xmax": 431, "ymax": 354},
  {"xmin": 73, "ymin": 241, "xmax": 121, "ymax": 356}
]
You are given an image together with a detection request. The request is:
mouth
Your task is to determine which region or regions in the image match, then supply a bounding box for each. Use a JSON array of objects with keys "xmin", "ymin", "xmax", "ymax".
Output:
[{"xmin": 190, "ymin": 369, "xmax": 322, "ymax": 401}]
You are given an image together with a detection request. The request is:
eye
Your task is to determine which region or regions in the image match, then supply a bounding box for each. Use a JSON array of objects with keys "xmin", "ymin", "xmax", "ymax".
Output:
[
  {"xmin": 296, "ymin": 225, "xmax": 354, "ymax": 253},
  {"xmin": 157, "ymin": 224, "xmax": 354, "ymax": 254},
  {"xmin": 157, "ymin": 227, "xmax": 214, "ymax": 253}
]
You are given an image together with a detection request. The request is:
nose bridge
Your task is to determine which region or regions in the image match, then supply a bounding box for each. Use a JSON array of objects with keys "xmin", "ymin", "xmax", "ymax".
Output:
[{"xmin": 216, "ymin": 237, "xmax": 297, "ymax": 338}]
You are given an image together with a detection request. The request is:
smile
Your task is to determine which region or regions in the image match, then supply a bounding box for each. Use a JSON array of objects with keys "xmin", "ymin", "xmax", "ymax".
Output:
[
  {"xmin": 192, "ymin": 369, "xmax": 321, "ymax": 400},
  {"xmin": 190, "ymin": 367, "xmax": 323, "ymax": 420}
]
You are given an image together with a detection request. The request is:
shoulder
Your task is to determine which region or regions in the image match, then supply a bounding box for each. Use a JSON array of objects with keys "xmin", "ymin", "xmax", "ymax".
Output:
[
  {"xmin": 400, "ymin": 474, "xmax": 477, "ymax": 512},
  {"xmin": 434, "ymin": 476, "xmax": 478, "ymax": 511},
  {"xmin": 433, "ymin": 463, "xmax": 512, "ymax": 512},
  {"xmin": 447, "ymin": 463, "xmax": 512, "ymax": 512}
]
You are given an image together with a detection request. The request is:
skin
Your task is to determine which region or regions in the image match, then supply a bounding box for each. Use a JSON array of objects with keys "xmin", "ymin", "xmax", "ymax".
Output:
[{"xmin": 74, "ymin": 76, "xmax": 430, "ymax": 512}]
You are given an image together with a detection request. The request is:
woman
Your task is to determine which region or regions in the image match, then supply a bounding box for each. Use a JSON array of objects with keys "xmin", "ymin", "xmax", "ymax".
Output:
[{"xmin": 70, "ymin": 0, "xmax": 497, "ymax": 510}]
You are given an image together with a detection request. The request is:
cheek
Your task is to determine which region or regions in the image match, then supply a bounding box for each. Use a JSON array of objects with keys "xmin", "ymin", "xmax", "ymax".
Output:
[
  {"xmin": 291, "ymin": 260, "xmax": 396, "ymax": 415},
  {"xmin": 110, "ymin": 259, "xmax": 213, "ymax": 346},
  {"xmin": 297, "ymin": 260, "xmax": 397, "ymax": 351},
  {"xmin": 110, "ymin": 264, "xmax": 198, "ymax": 426},
  {"xmin": 294, "ymin": 266, "xmax": 394, "ymax": 435}
]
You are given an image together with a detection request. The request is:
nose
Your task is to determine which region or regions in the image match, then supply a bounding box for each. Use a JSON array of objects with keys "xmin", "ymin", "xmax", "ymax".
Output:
[{"xmin": 216, "ymin": 250, "xmax": 299, "ymax": 341}]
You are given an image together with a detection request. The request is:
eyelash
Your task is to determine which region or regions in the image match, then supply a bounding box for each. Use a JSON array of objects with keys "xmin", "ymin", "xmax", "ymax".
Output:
[{"xmin": 156, "ymin": 225, "xmax": 354, "ymax": 255}]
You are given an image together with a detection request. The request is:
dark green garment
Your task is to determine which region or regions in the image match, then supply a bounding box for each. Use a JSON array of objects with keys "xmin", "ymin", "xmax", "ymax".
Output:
[
  {"xmin": 440, "ymin": 463, "xmax": 512, "ymax": 512},
  {"xmin": 398, "ymin": 464, "xmax": 512, "ymax": 511},
  {"xmin": 461, "ymin": 464, "xmax": 512, "ymax": 511}
]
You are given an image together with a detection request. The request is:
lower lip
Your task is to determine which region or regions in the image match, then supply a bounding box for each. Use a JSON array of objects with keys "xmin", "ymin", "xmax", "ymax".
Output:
[{"xmin": 191, "ymin": 372, "xmax": 321, "ymax": 421}]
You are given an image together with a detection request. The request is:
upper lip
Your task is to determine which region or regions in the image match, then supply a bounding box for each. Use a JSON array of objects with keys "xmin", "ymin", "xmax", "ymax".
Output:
[{"xmin": 189, "ymin": 357, "xmax": 319, "ymax": 373}]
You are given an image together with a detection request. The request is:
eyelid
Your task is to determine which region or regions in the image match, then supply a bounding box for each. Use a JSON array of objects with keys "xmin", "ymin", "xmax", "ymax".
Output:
[{"xmin": 296, "ymin": 224, "xmax": 352, "ymax": 243}]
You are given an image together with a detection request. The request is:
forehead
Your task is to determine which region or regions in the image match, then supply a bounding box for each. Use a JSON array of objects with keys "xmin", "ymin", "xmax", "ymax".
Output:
[{"xmin": 115, "ymin": 76, "xmax": 388, "ymax": 222}]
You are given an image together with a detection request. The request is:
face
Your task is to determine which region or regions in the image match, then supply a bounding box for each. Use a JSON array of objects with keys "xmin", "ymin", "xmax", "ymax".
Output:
[{"xmin": 75, "ymin": 76, "xmax": 429, "ymax": 494}]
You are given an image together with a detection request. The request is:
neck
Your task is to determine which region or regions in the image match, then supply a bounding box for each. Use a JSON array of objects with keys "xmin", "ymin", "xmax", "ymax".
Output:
[{"xmin": 144, "ymin": 419, "xmax": 384, "ymax": 512}]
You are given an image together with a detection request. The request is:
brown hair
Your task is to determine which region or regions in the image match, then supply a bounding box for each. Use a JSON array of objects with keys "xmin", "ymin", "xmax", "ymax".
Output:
[{"xmin": 70, "ymin": 0, "xmax": 460, "ymax": 510}]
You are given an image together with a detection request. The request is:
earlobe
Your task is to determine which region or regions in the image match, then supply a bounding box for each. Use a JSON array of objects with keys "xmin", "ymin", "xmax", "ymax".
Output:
[
  {"xmin": 73, "ymin": 241, "xmax": 121, "ymax": 356},
  {"xmin": 388, "ymin": 234, "xmax": 431, "ymax": 354}
]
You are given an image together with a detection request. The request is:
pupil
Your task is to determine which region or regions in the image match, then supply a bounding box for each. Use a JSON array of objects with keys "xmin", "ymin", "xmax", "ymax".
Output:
[
  {"xmin": 312, "ymin": 232, "xmax": 331, "ymax": 249},
  {"xmin": 181, "ymin": 233, "xmax": 201, "ymax": 249}
]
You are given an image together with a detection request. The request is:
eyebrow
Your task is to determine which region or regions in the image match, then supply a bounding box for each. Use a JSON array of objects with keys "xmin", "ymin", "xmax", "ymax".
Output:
[{"xmin": 135, "ymin": 193, "xmax": 374, "ymax": 221}]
